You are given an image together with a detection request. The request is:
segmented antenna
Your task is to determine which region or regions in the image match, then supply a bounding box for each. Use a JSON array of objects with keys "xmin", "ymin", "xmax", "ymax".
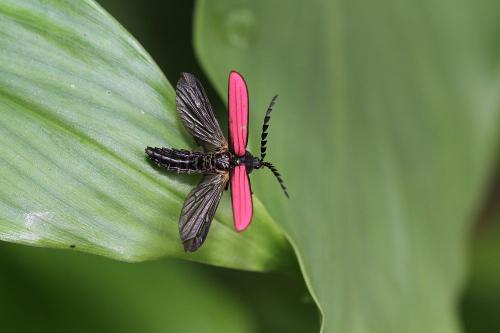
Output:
[
  {"xmin": 260, "ymin": 95, "xmax": 278, "ymax": 160},
  {"xmin": 262, "ymin": 161, "xmax": 289, "ymax": 198}
]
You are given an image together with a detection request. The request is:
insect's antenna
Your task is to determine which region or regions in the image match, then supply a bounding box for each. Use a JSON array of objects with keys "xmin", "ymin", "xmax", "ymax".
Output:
[
  {"xmin": 260, "ymin": 95, "xmax": 278, "ymax": 161},
  {"xmin": 262, "ymin": 162, "xmax": 289, "ymax": 198}
]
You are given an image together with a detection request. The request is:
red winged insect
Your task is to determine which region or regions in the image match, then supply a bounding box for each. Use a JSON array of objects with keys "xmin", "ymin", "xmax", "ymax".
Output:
[{"xmin": 146, "ymin": 71, "xmax": 288, "ymax": 252}]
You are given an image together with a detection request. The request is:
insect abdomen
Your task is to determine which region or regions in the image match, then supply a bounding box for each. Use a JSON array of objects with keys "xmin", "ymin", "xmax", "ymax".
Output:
[{"xmin": 146, "ymin": 147, "xmax": 227, "ymax": 174}]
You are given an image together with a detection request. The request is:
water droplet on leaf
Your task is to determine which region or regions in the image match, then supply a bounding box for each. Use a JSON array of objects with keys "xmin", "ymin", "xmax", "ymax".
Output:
[{"xmin": 225, "ymin": 9, "xmax": 255, "ymax": 49}]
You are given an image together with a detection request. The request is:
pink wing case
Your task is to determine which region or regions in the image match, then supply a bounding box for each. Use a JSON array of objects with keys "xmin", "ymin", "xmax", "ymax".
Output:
[
  {"xmin": 228, "ymin": 71, "xmax": 249, "ymax": 157},
  {"xmin": 231, "ymin": 165, "xmax": 253, "ymax": 231},
  {"xmin": 228, "ymin": 71, "xmax": 253, "ymax": 231}
]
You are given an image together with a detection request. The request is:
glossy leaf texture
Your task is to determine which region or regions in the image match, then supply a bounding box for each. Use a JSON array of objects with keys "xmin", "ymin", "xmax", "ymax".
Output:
[
  {"xmin": 195, "ymin": 0, "xmax": 500, "ymax": 332},
  {"xmin": 0, "ymin": 0, "xmax": 292, "ymax": 271}
]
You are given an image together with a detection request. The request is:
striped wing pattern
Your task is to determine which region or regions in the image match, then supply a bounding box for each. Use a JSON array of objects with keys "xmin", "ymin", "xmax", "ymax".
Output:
[
  {"xmin": 176, "ymin": 73, "xmax": 227, "ymax": 151},
  {"xmin": 179, "ymin": 173, "xmax": 229, "ymax": 252}
]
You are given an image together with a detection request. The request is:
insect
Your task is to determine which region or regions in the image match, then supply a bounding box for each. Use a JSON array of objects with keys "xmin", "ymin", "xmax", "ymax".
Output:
[{"xmin": 146, "ymin": 71, "xmax": 288, "ymax": 252}]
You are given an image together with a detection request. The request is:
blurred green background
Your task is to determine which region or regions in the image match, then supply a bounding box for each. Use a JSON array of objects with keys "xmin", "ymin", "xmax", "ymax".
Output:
[{"xmin": 1, "ymin": 1, "xmax": 500, "ymax": 332}]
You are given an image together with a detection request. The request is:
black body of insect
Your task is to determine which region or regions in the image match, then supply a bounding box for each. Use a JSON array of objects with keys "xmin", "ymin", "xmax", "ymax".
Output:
[{"xmin": 146, "ymin": 72, "xmax": 287, "ymax": 252}]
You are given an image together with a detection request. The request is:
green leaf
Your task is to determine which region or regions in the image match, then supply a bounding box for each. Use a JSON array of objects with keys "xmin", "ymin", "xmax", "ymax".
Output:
[
  {"xmin": 462, "ymin": 190, "xmax": 500, "ymax": 332},
  {"xmin": 194, "ymin": 0, "xmax": 500, "ymax": 331},
  {"xmin": 0, "ymin": 242, "xmax": 257, "ymax": 333},
  {"xmin": 0, "ymin": 0, "xmax": 292, "ymax": 271}
]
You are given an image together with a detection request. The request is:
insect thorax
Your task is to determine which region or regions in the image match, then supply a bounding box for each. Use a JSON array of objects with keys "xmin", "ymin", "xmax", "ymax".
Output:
[
  {"xmin": 213, "ymin": 152, "xmax": 230, "ymax": 171},
  {"xmin": 191, "ymin": 151, "xmax": 230, "ymax": 173},
  {"xmin": 230, "ymin": 151, "xmax": 261, "ymax": 173}
]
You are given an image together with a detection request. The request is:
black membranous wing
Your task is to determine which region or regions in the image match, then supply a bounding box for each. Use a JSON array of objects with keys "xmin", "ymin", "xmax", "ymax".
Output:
[
  {"xmin": 176, "ymin": 73, "xmax": 228, "ymax": 151},
  {"xmin": 179, "ymin": 173, "xmax": 229, "ymax": 252}
]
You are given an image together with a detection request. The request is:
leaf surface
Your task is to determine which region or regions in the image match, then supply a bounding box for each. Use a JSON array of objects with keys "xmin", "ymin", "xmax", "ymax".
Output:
[
  {"xmin": 0, "ymin": 0, "xmax": 291, "ymax": 271},
  {"xmin": 195, "ymin": 0, "xmax": 500, "ymax": 331}
]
